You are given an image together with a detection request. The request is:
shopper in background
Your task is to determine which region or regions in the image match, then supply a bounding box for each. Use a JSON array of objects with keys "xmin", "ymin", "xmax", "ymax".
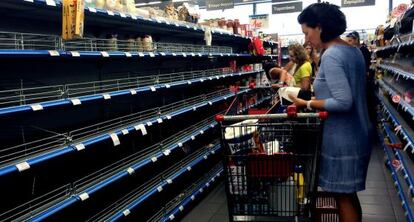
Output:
[
  {"xmin": 287, "ymin": 43, "xmax": 312, "ymax": 92},
  {"xmin": 304, "ymin": 42, "xmax": 320, "ymax": 79},
  {"xmin": 290, "ymin": 3, "xmax": 373, "ymax": 222},
  {"xmin": 345, "ymin": 31, "xmax": 371, "ymax": 74}
]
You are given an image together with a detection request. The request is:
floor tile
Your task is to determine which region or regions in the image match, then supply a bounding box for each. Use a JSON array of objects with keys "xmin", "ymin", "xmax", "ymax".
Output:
[
  {"xmin": 208, "ymin": 213, "xmax": 229, "ymax": 222},
  {"xmin": 362, "ymin": 214, "xmax": 397, "ymax": 222},
  {"xmin": 361, "ymin": 203, "xmax": 394, "ymax": 216}
]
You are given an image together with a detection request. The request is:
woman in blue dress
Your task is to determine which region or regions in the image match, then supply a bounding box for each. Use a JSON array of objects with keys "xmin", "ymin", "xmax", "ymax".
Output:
[{"xmin": 289, "ymin": 3, "xmax": 373, "ymax": 222}]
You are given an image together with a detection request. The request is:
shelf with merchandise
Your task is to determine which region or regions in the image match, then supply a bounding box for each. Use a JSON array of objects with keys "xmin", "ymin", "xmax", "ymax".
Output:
[
  {"xmin": 379, "ymin": 127, "xmax": 414, "ymax": 222},
  {"xmin": 377, "ymin": 78, "xmax": 414, "ymax": 120},
  {"xmin": 148, "ymin": 163, "xmax": 223, "ymax": 222},
  {"xmin": 378, "ymin": 62, "xmax": 414, "ymax": 81},
  {"xmin": 1, "ymin": 117, "xmax": 221, "ymax": 222},
  {"xmin": 0, "ymin": 67, "xmax": 262, "ymax": 116},
  {"xmin": 0, "ymin": 0, "xmax": 278, "ymax": 49},
  {"xmin": 377, "ymin": 90, "xmax": 414, "ymax": 157},
  {"xmin": 375, "ymin": 33, "xmax": 414, "ymax": 57},
  {"xmin": 0, "ymin": 31, "xmax": 277, "ymax": 60}
]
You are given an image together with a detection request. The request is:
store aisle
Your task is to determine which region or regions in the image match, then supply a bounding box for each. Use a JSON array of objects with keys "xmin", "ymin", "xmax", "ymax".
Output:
[{"xmin": 182, "ymin": 145, "xmax": 407, "ymax": 222}]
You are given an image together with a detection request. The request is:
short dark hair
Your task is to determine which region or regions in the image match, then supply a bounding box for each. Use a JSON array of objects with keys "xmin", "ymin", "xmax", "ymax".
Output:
[
  {"xmin": 297, "ymin": 3, "xmax": 347, "ymax": 43},
  {"xmin": 346, "ymin": 31, "xmax": 360, "ymax": 41}
]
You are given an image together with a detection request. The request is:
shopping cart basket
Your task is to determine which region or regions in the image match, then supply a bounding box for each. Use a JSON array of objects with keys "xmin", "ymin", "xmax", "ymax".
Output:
[{"xmin": 216, "ymin": 106, "xmax": 327, "ymax": 222}]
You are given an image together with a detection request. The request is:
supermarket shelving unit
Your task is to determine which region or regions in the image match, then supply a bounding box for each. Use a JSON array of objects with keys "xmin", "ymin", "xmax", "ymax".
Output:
[{"xmin": 0, "ymin": 0, "xmax": 278, "ymax": 221}]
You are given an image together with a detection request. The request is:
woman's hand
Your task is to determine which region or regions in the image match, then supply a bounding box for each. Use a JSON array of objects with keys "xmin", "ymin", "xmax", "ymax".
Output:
[{"xmin": 288, "ymin": 93, "xmax": 307, "ymax": 108}]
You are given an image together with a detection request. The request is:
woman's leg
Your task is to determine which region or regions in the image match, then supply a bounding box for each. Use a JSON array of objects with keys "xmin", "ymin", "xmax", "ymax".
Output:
[{"xmin": 335, "ymin": 192, "xmax": 362, "ymax": 222}]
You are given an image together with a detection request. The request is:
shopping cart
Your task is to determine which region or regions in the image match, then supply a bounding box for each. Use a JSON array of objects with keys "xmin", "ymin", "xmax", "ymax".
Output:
[{"xmin": 216, "ymin": 105, "xmax": 327, "ymax": 222}]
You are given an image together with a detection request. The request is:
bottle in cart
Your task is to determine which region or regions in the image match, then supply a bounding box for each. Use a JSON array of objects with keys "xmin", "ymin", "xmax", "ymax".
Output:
[{"xmin": 294, "ymin": 165, "xmax": 304, "ymax": 204}]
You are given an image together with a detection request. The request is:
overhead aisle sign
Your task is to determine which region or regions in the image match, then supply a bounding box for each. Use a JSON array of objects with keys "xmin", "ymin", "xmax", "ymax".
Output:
[
  {"xmin": 272, "ymin": 1, "xmax": 302, "ymax": 14},
  {"xmin": 341, "ymin": 0, "xmax": 375, "ymax": 7},
  {"xmin": 205, "ymin": 0, "xmax": 234, "ymax": 10}
]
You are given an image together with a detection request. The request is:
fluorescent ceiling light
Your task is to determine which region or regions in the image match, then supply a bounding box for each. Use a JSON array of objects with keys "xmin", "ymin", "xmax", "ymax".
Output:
[{"xmin": 135, "ymin": 1, "xmax": 162, "ymax": 6}]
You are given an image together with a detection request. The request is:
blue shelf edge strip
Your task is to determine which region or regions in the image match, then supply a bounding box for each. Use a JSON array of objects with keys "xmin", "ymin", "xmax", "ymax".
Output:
[
  {"xmin": 381, "ymin": 120, "xmax": 414, "ymax": 200},
  {"xmin": 0, "ymin": 70, "xmax": 262, "ymax": 116},
  {"xmin": 19, "ymin": 0, "xmax": 277, "ymax": 47},
  {"xmin": 0, "ymin": 89, "xmax": 251, "ymax": 177},
  {"xmin": 28, "ymin": 142, "xmax": 222, "ymax": 222},
  {"xmin": 378, "ymin": 64, "xmax": 414, "ymax": 81},
  {"xmin": 379, "ymin": 129, "xmax": 414, "ymax": 222},
  {"xmin": 159, "ymin": 168, "xmax": 224, "ymax": 222},
  {"xmin": 378, "ymin": 79, "xmax": 414, "ymax": 120},
  {"xmin": 377, "ymin": 91, "xmax": 414, "ymax": 153},
  {"xmin": 23, "ymin": 96, "xmax": 269, "ymax": 222}
]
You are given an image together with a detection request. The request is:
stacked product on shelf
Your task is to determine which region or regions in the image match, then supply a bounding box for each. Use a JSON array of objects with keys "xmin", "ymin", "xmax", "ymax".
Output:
[
  {"xmin": 0, "ymin": 0, "xmax": 278, "ymax": 221},
  {"xmin": 374, "ymin": 30, "xmax": 414, "ymax": 221}
]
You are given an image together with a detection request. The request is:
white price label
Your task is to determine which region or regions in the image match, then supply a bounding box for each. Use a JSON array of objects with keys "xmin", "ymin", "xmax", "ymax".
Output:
[
  {"xmin": 191, "ymin": 135, "xmax": 196, "ymax": 140},
  {"xmin": 48, "ymin": 50, "xmax": 59, "ymax": 56},
  {"xmin": 199, "ymin": 188, "xmax": 204, "ymax": 193},
  {"xmin": 31, "ymin": 104, "xmax": 43, "ymax": 111},
  {"xmin": 191, "ymin": 53, "xmax": 195, "ymax": 57},
  {"xmin": 169, "ymin": 215, "xmax": 175, "ymax": 220},
  {"xmin": 151, "ymin": 156, "xmax": 158, "ymax": 162},
  {"xmin": 79, "ymin": 193, "xmax": 89, "ymax": 201},
  {"xmin": 206, "ymin": 182, "xmax": 210, "ymax": 187},
  {"xmin": 150, "ymin": 86, "xmax": 156, "ymax": 92},
  {"xmin": 119, "ymin": 13, "xmax": 126, "ymax": 18},
  {"xmin": 186, "ymin": 25, "xmax": 190, "ymax": 29},
  {"xmin": 187, "ymin": 81, "xmax": 192, "ymax": 85},
  {"xmin": 200, "ymin": 79, "xmax": 204, "ymax": 82},
  {"xmin": 71, "ymin": 51, "xmax": 80, "ymax": 57},
  {"xmin": 210, "ymin": 124, "xmax": 215, "ymax": 128},
  {"xmin": 125, "ymin": 52, "xmax": 132, "ymax": 57},
  {"xmin": 130, "ymin": 89, "xmax": 137, "ymax": 95},
  {"xmin": 172, "ymin": 53, "xmax": 177, "ymax": 56},
  {"xmin": 110, "ymin": 133, "xmax": 120, "ymax": 146},
  {"xmin": 187, "ymin": 166, "xmax": 192, "ymax": 171},
  {"xmin": 220, "ymin": 53, "xmax": 224, "ymax": 57},
  {"xmin": 204, "ymin": 155, "xmax": 208, "ymax": 159},
  {"xmin": 208, "ymin": 101, "xmax": 213, "ymax": 105},
  {"xmin": 178, "ymin": 142, "xmax": 183, "ymax": 147},
  {"xmin": 149, "ymin": 52, "xmax": 155, "ymax": 57},
  {"xmin": 157, "ymin": 118, "xmax": 163, "ymax": 123},
  {"xmin": 123, "ymin": 209, "xmax": 131, "ymax": 216},
  {"xmin": 107, "ymin": 10, "xmax": 115, "ymax": 16},
  {"xmin": 138, "ymin": 52, "xmax": 145, "ymax": 57},
  {"xmin": 227, "ymin": 53, "xmax": 231, "ymax": 56},
  {"xmin": 198, "ymin": 53, "xmax": 202, "ymax": 57},
  {"xmin": 191, "ymin": 195, "xmax": 195, "ymax": 200},
  {"xmin": 193, "ymin": 26, "xmax": 197, "ymax": 30},
  {"xmin": 209, "ymin": 77, "xmax": 213, "ymax": 80},
  {"xmin": 179, "ymin": 206, "xmax": 184, "ymax": 211},
  {"xmin": 182, "ymin": 53, "xmax": 187, "ymax": 57},
  {"xmin": 166, "ymin": 179, "xmax": 173, "ymax": 184},
  {"xmin": 101, "ymin": 51, "xmax": 109, "ymax": 57},
  {"xmin": 16, "ymin": 162, "xmax": 30, "ymax": 172},
  {"xmin": 146, "ymin": 122, "xmax": 153, "ymax": 126},
  {"xmin": 71, "ymin": 99, "xmax": 81, "ymax": 106},
  {"xmin": 166, "ymin": 115, "xmax": 172, "ymax": 120},
  {"xmin": 211, "ymin": 150, "xmax": 215, "ymax": 154},
  {"xmin": 157, "ymin": 186, "xmax": 163, "ymax": 192},
  {"xmin": 135, "ymin": 124, "xmax": 147, "ymax": 135},
  {"xmin": 75, "ymin": 143, "xmax": 85, "ymax": 151},
  {"xmin": 127, "ymin": 167, "xmax": 135, "ymax": 175},
  {"xmin": 122, "ymin": 129, "xmax": 129, "ymax": 135},
  {"xmin": 166, "ymin": 21, "xmax": 170, "ymax": 25},
  {"xmin": 165, "ymin": 84, "xmax": 171, "ymax": 88},
  {"xmin": 45, "ymin": 0, "xmax": 56, "ymax": 6},
  {"xmin": 103, "ymin": 94, "xmax": 111, "ymax": 100},
  {"xmin": 24, "ymin": 0, "xmax": 34, "ymax": 2},
  {"xmin": 88, "ymin": 7, "xmax": 97, "ymax": 13},
  {"xmin": 160, "ymin": 52, "xmax": 166, "ymax": 56},
  {"xmin": 175, "ymin": 23, "xmax": 180, "ymax": 27},
  {"xmin": 199, "ymin": 130, "xmax": 204, "ymax": 134},
  {"xmin": 131, "ymin": 15, "xmax": 137, "ymax": 20},
  {"xmin": 216, "ymin": 76, "xmax": 220, "ymax": 79},
  {"xmin": 163, "ymin": 149, "xmax": 171, "ymax": 156},
  {"xmin": 193, "ymin": 106, "xmax": 197, "ymax": 111}
]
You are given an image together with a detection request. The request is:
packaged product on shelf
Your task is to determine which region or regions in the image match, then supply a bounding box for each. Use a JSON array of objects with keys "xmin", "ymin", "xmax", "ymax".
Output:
[
  {"xmin": 227, "ymin": 20, "xmax": 234, "ymax": 34},
  {"xmin": 126, "ymin": 35, "xmax": 135, "ymax": 52},
  {"xmin": 143, "ymin": 35, "xmax": 153, "ymax": 52},
  {"xmin": 204, "ymin": 27, "xmax": 212, "ymax": 46},
  {"xmin": 233, "ymin": 19, "xmax": 241, "ymax": 35},
  {"xmin": 85, "ymin": 0, "xmax": 96, "ymax": 8},
  {"xmin": 62, "ymin": 0, "xmax": 84, "ymax": 40},
  {"xmin": 96, "ymin": 0, "xmax": 105, "ymax": 9},
  {"xmin": 136, "ymin": 37, "xmax": 143, "ymax": 51},
  {"xmin": 107, "ymin": 34, "xmax": 118, "ymax": 51},
  {"xmin": 165, "ymin": 3, "xmax": 178, "ymax": 21}
]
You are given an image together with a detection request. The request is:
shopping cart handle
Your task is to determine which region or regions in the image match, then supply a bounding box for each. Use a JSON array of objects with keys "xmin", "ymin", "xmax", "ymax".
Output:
[
  {"xmin": 215, "ymin": 114, "xmax": 225, "ymax": 122},
  {"xmin": 318, "ymin": 111, "xmax": 328, "ymax": 120},
  {"xmin": 287, "ymin": 105, "xmax": 297, "ymax": 118}
]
